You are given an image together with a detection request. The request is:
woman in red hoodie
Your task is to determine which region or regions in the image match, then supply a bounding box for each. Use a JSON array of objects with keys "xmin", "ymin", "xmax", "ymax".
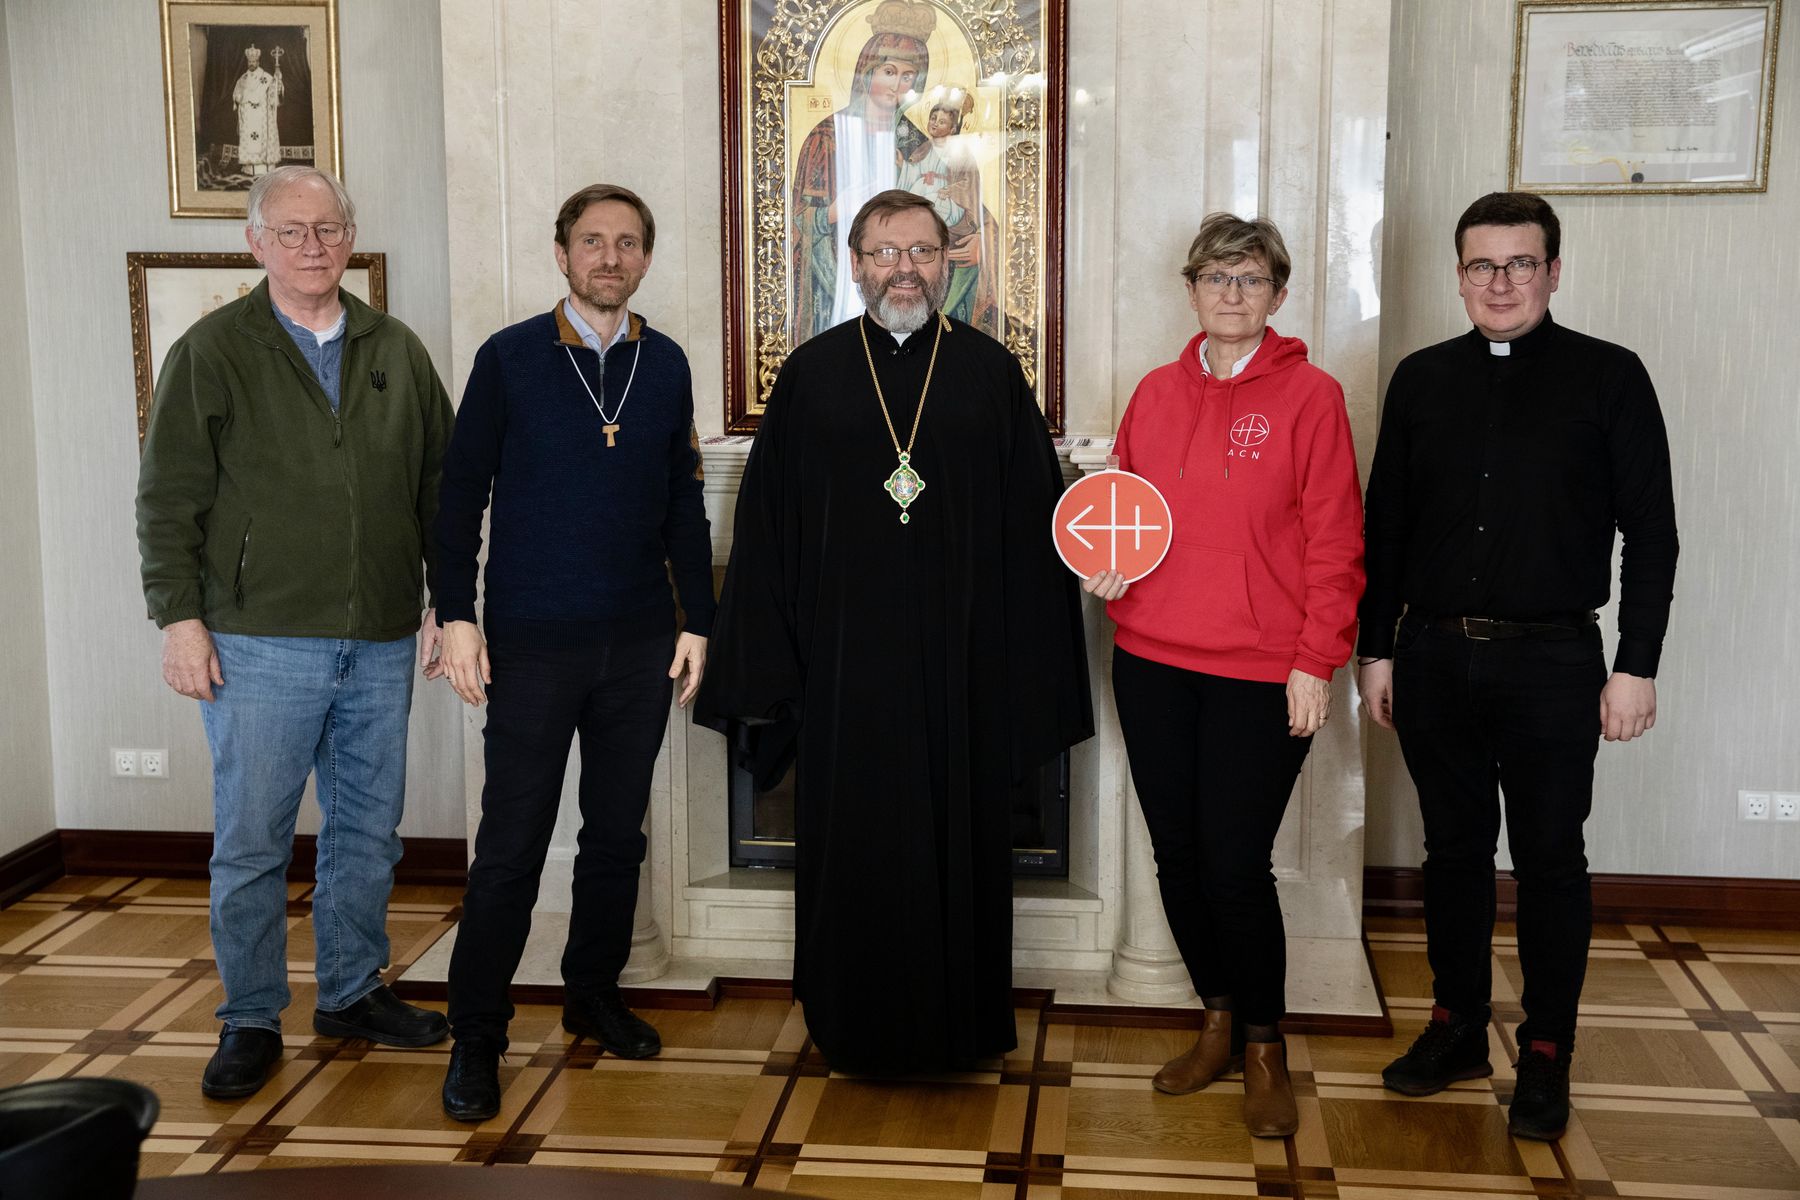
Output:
[{"xmin": 1085, "ymin": 213, "xmax": 1364, "ymax": 1137}]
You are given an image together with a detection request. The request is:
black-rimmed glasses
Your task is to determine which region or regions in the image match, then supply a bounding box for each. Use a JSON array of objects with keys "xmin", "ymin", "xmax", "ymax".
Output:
[{"xmin": 1461, "ymin": 257, "xmax": 1544, "ymax": 286}]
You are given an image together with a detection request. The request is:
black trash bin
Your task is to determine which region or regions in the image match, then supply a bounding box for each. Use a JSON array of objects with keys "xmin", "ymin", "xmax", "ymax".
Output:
[{"xmin": 0, "ymin": 1078, "xmax": 160, "ymax": 1199}]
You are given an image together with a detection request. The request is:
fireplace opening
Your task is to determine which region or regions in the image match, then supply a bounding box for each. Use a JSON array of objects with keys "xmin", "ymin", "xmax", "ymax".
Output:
[{"xmin": 729, "ymin": 752, "xmax": 1070, "ymax": 878}]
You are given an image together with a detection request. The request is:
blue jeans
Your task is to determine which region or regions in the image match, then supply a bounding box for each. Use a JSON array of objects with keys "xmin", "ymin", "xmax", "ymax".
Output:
[{"xmin": 201, "ymin": 633, "xmax": 416, "ymax": 1031}]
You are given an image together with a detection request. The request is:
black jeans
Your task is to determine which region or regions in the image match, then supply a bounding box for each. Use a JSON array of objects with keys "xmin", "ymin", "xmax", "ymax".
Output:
[
  {"xmin": 1391, "ymin": 614, "xmax": 1605, "ymax": 1053},
  {"xmin": 447, "ymin": 631, "xmax": 674, "ymax": 1046},
  {"xmin": 1111, "ymin": 647, "xmax": 1313, "ymax": 1026}
]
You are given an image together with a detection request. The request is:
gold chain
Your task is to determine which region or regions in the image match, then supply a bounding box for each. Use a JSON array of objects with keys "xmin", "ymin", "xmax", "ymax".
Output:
[{"xmin": 858, "ymin": 312, "xmax": 945, "ymax": 457}]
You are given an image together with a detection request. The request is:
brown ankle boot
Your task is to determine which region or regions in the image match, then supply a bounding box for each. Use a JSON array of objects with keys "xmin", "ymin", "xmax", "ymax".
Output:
[
  {"xmin": 1152, "ymin": 1009, "xmax": 1243, "ymax": 1095},
  {"xmin": 1242, "ymin": 1040, "xmax": 1299, "ymax": 1137}
]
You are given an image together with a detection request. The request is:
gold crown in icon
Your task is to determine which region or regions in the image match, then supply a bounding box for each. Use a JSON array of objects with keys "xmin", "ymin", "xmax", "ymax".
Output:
[{"xmin": 869, "ymin": 0, "xmax": 938, "ymax": 42}]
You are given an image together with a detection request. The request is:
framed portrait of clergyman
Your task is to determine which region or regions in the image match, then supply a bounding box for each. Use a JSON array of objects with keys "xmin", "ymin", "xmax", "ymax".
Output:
[
  {"xmin": 1510, "ymin": 0, "xmax": 1783, "ymax": 194},
  {"xmin": 128, "ymin": 251, "xmax": 385, "ymax": 446},
  {"xmin": 720, "ymin": 0, "xmax": 1069, "ymax": 432},
  {"xmin": 159, "ymin": 0, "xmax": 343, "ymax": 218}
]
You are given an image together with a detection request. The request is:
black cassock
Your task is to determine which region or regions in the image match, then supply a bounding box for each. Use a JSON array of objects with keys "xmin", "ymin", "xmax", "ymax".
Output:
[{"xmin": 695, "ymin": 313, "xmax": 1093, "ymax": 1074}]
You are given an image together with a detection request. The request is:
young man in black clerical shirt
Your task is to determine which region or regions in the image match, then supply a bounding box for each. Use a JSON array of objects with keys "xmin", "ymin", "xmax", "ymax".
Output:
[
  {"xmin": 696, "ymin": 190, "xmax": 1092, "ymax": 1075},
  {"xmin": 431, "ymin": 184, "xmax": 714, "ymax": 1121},
  {"xmin": 1357, "ymin": 192, "xmax": 1678, "ymax": 1142}
]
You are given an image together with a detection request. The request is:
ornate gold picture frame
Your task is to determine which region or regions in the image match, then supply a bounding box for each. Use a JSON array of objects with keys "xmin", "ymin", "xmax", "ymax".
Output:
[
  {"xmin": 721, "ymin": 0, "xmax": 1068, "ymax": 432},
  {"xmin": 128, "ymin": 251, "xmax": 385, "ymax": 446},
  {"xmin": 159, "ymin": 0, "xmax": 343, "ymax": 218},
  {"xmin": 1510, "ymin": 0, "xmax": 1783, "ymax": 194}
]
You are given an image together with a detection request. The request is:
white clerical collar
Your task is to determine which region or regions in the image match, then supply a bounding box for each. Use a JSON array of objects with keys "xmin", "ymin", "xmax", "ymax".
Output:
[
  {"xmin": 563, "ymin": 299, "xmax": 631, "ymax": 355},
  {"xmin": 1197, "ymin": 336, "xmax": 1258, "ymax": 379},
  {"xmin": 1488, "ymin": 340, "xmax": 1511, "ymax": 356}
]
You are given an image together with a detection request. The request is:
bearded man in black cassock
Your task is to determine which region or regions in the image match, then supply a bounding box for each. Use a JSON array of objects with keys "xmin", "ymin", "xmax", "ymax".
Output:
[{"xmin": 696, "ymin": 189, "xmax": 1092, "ymax": 1074}]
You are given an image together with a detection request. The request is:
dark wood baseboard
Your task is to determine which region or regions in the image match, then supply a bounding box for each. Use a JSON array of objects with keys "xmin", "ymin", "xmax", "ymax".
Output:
[
  {"xmin": 1365, "ymin": 866, "xmax": 1800, "ymax": 928},
  {"xmin": 55, "ymin": 830, "xmax": 468, "ymax": 888},
  {"xmin": 0, "ymin": 831, "xmax": 63, "ymax": 909}
]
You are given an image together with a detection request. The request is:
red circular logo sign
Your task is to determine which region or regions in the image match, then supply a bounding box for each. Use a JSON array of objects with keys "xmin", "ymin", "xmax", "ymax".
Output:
[{"xmin": 1052, "ymin": 470, "xmax": 1174, "ymax": 583}]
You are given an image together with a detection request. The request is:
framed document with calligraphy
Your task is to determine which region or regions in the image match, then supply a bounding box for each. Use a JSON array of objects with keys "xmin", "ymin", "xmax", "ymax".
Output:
[
  {"xmin": 721, "ymin": 0, "xmax": 1068, "ymax": 432},
  {"xmin": 128, "ymin": 251, "xmax": 385, "ymax": 446},
  {"xmin": 159, "ymin": 0, "xmax": 343, "ymax": 218},
  {"xmin": 1510, "ymin": 0, "xmax": 1782, "ymax": 194}
]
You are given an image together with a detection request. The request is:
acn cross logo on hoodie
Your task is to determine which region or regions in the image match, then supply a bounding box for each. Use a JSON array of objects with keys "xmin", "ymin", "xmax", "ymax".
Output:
[{"xmin": 1230, "ymin": 413, "xmax": 1270, "ymax": 448}]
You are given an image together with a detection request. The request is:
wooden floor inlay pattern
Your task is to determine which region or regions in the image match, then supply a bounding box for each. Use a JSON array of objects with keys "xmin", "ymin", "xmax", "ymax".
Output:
[{"xmin": 1, "ymin": 880, "xmax": 1797, "ymax": 1195}]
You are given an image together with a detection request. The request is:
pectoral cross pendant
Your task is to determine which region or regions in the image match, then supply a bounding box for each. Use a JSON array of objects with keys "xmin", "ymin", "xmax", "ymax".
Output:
[{"xmin": 603, "ymin": 424, "xmax": 620, "ymax": 448}]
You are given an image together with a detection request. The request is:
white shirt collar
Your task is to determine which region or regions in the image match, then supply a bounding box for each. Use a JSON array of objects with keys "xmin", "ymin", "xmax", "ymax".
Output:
[
  {"xmin": 312, "ymin": 309, "xmax": 347, "ymax": 346},
  {"xmin": 563, "ymin": 299, "xmax": 631, "ymax": 355},
  {"xmin": 1196, "ymin": 336, "xmax": 1258, "ymax": 379}
]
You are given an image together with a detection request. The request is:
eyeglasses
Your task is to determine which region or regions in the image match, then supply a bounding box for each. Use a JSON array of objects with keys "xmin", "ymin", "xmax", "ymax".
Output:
[
  {"xmin": 1460, "ymin": 257, "xmax": 1543, "ymax": 286},
  {"xmin": 858, "ymin": 244, "xmax": 942, "ymax": 266},
  {"xmin": 265, "ymin": 221, "xmax": 351, "ymax": 249},
  {"xmin": 1193, "ymin": 272, "xmax": 1276, "ymax": 296}
]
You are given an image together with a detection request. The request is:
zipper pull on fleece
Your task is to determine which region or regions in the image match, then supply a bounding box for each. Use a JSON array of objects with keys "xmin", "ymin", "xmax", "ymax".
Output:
[{"xmin": 333, "ymin": 415, "xmax": 342, "ymax": 448}]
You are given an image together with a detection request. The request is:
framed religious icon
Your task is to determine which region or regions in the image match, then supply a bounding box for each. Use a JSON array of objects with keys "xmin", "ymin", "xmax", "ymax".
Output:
[
  {"xmin": 1510, "ymin": 0, "xmax": 1782, "ymax": 193},
  {"xmin": 127, "ymin": 251, "xmax": 385, "ymax": 445},
  {"xmin": 721, "ymin": 0, "xmax": 1068, "ymax": 432},
  {"xmin": 159, "ymin": 0, "xmax": 343, "ymax": 217}
]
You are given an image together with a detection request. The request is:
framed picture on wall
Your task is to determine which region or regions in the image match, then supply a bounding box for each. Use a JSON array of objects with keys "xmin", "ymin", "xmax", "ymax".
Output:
[
  {"xmin": 127, "ymin": 251, "xmax": 386, "ymax": 445},
  {"xmin": 1510, "ymin": 0, "xmax": 1783, "ymax": 194},
  {"xmin": 159, "ymin": 0, "xmax": 343, "ymax": 218},
  {"xmin": 720, "ymin": 0, "xmax": 1068, "ymax": 432}
]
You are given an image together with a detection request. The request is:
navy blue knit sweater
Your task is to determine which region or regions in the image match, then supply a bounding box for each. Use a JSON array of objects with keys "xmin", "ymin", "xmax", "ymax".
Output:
[{"xmin": 434, "ymin": 306, "xmax": 715, "ymax": 641}]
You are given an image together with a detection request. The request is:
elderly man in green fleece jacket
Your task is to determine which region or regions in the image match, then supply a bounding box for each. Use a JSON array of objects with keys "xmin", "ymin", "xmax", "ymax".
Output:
[{"xmin": 136, "ymin": 165, "xmax": 455, "ymax": 1101}]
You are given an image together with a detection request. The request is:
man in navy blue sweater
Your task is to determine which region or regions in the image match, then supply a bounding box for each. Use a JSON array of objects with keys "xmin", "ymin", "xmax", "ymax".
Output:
[{"xmin": 432, "ymin": 184, "xmax": 715, "ymax": 1121}]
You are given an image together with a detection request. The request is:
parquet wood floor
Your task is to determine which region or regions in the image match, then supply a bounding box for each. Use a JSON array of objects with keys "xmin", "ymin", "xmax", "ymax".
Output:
[{"xmin": 2, "ymin": 877, "xmax": 1797, "ymax": 1196}]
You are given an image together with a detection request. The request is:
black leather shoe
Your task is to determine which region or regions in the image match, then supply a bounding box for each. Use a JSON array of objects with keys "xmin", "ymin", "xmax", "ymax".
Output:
[
  {"xmin": 201, "ymin": 1026, "xmax": 284, "ymax": 1099},
  {"xmin": 1507, "ymin": 1044, "xmax": 1571, "ymax": 1140},
  {"xmin": 563, "ymin": 988, "xmax": 661, "ymax": 1059},
  {"xmin": 313, "ymin": 985, "xmax": 449, "ymax": 1047},
  {"xmin": 1381, "ymin": 1006, "xmax": 1493, "ymax": 1096},
  {"xmin": 441, "ymin": 1037, "xmax": 503, "ymax": 1123}
]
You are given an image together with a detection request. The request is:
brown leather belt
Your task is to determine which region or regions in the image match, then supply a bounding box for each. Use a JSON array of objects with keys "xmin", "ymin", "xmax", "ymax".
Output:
[{"xmin": 1428, "ymin": 613, "xmax": 1597, "ymax": 641}]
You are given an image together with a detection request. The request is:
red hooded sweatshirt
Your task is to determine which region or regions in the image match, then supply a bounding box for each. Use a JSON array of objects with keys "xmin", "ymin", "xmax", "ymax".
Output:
[{"xmin": 1109, "ymin": 327, "xmax": 1365, "ymax": 683}]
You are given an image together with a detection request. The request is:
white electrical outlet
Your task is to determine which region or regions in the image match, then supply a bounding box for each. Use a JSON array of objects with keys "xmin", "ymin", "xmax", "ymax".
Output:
[
  {"xmin": 1775, "ymin": 792, "xmax": 1800, "ymax": 822},
  {"xmin": 1740, "ymin": 790, "xmax": 1772, "ymax": 821},
  {"xmin": 112, "ymin": 749, "xmax": 138, "ymax": 777},
  {"xmin": 140, "ymin": 749, "xmax": 167, "ymax": 778}
]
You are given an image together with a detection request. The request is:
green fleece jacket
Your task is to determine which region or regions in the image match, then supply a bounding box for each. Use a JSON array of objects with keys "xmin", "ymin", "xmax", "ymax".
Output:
[{"xmin": 136, "ymin": 280, "xmax": 453, "ymax": 640}]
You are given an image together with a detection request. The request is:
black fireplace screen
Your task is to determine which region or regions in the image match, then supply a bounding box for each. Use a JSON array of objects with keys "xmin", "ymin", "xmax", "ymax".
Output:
[{"xmin": 729, "ymin": 752, "xmax": 1070, "ymax": 878}]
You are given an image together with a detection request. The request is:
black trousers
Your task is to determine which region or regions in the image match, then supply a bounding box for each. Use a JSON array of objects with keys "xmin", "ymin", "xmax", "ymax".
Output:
[
  {"xmin": 1391, "ymin": 614, "xmax": 1605, "ymax": 1053},
  {"xmin": 447, "ymin": 631, "xmax": 674, "ymax": 1046},
  {"xmin": 1111, "ymin": 647, "xmax": 1313, "ymax": 1026}
]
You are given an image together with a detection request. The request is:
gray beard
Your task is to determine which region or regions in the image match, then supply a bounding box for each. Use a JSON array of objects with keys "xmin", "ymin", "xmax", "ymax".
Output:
[{"xmin": 859, "ymin": 270, "xmax": 950, "ymax": 334}]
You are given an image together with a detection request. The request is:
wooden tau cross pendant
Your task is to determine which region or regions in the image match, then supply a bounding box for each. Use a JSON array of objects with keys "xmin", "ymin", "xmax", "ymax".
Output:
[{"xmin": 602, "ymin": 424, "xmax": 620, "ymax": 448}]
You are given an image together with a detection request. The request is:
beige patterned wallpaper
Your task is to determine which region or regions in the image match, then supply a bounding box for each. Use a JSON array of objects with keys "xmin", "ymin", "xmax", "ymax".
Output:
[{"xmin": 0, "ymin": 4, "xmax": 55, "ymax": 857}]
